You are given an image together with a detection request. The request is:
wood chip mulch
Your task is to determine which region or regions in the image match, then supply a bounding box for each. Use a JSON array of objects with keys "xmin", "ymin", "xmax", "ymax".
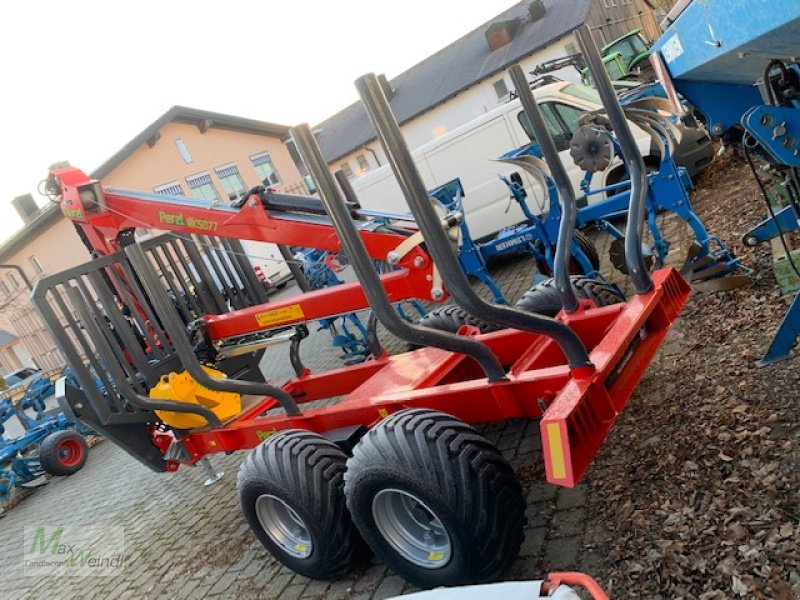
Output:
[{"xmin": 581, "ymin": 151, "xmax": 800, "ymax": 599}]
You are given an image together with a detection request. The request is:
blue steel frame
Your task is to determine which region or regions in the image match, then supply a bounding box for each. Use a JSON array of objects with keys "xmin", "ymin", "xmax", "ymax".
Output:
[
  {"xmin": 742, "ymin": 103, "xmax": 800, "ymax": 168},
  {"xmin": 0, "ymin": 369, "xmax": 93, "ymax": 503},
  {"xmin": 652, "ymin": 0, "xmax": 800, "ymax": 365},
  {"xmin": 294, "ymin": 247, "xmax": 427, "ymax": 363},
  {"xmin": 745, "ymin": 206, "xmax": 799, "ymax": 246},
  {"xmin": 0, "ymin": 413, "xmax": 90, "ymax": 503},
  {"xmin": 431, "ymin": 176, "xmax": 601, "ymax": 304},
  {"xmin": 741, "ymin": 99, "xmax": 800, "ymax": 364},
  {"xmin": 434, "ymin": 127, "xmax": 748, "ymax": 304}
]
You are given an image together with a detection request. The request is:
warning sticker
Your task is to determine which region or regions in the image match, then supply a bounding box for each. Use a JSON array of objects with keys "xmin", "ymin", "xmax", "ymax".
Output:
[
  {"xmin": 255, "ymin": 304, "xmax": 305, "ymax": 327},
  {"xmin": 661, "ymin": 34, "xmax": 684, "ymax": 63}
]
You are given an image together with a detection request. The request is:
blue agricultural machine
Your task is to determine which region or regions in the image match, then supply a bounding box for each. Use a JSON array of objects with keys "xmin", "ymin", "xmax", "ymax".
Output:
[
  {"xmin": 0, "ymin": 368, "xmax": 92, "ymax": 507},
  {"xmin": 651, "ymin": 0, "xmax": 800, "ymax": 364},
  {"xmin": 292, "ymin": 244, "xmax": 427, "ymax": 364},
  {"xmin": 431, "ymin": 96, "xmax": 751, "ymax": 306}
]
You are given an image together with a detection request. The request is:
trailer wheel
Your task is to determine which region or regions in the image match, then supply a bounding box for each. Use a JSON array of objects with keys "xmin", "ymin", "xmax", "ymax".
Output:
[
  {"xmin": 535, "ymin": 230, "xmax": 600, "ymax": 276},
  {"xmin": 237, "ymin": 430, "xmax": 369, "ymax": 580},
  {"xmin": 418, "ymin": 305, "xmax": 502, "ymax": 334},
  {"xmin": 344, "ymin": 409, "xmax": 525, "ymax": 589},
  {"xmin": 39, "ymin": 430, "xmax": 88, "ymax": 476},
  {"xmin": 515, "ymin": 275, "xmax": 625, "ymax": 317}
]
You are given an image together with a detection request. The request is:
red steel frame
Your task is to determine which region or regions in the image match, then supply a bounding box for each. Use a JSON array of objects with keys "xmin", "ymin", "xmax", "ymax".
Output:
[
  {"xmin": 54, "ymin": 166, "xmax": 441, "ymax": 336},
  {"xmin": 153, "ymin": 270, "xmax": 689, "ymax": 487},
  {"xmin": 54, "ymin": 166, "xmax": 690, "ymax": 488}
]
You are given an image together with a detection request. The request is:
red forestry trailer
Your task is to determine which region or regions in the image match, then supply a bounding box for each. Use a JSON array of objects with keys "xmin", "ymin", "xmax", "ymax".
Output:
[{"xmin": 33, "ymin": 27, "xmax": 688, "ymax": 589}]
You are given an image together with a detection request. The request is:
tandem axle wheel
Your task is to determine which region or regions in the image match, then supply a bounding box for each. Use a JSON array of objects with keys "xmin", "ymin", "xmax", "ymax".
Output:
[{"xmin": 238, "ymin": 410, "xmax": 526, "ymax": 589}]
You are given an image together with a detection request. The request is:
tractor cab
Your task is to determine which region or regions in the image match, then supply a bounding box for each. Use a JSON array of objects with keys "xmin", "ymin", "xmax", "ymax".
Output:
[
  {"xmin": 601, "ymin": 28, "xmax": 651, "ymax": 77},
  {"xmin": 579, "ymin": 51, "xmax": 628, "ymax": 85}
]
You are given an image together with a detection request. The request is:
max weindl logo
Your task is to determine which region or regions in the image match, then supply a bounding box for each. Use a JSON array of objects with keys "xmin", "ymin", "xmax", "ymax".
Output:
[{"xmin": 24, "ymin": 525, "xmax": 125, "ymax": 577}]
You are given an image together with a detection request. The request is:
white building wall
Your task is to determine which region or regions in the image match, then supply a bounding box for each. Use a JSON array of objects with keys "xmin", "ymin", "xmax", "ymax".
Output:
[{"xmin": 333, "ymin": 34, "xmax": 581, "ymax": 178}]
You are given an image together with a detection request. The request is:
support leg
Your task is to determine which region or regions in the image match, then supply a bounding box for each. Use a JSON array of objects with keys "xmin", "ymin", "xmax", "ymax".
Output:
[
  {"xmin": 756, "ymin": 292, "xmax": 800, "ymax": 366},
  {"xmin": 199, "ymin": 457, "xmax": 224, "ymax": 486}
]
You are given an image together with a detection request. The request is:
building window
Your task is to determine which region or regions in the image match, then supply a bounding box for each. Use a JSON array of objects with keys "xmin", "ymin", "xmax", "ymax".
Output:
[
  {"xmin": 215, "ymin": 163, "xmax": 248, "ymax": 202},
  {"xmin": 250, "ymin": 152, "xmax": 281, "ymax": 186},
  {"xmin": 356, "ymin": 154, "xmax": 370, "ymax": 173},
  {"xmin": 7, "ymin": 273, "xmax": 19, "ymax": 290},
  {"xmin": 29, "ymin": 256, "xmax": 44, "ymax": 274},
  {"xmin": 493, "ymin": 78, "xmax": 509, "ymax": 101},
  {"xmin": 175, "ymin": 139, "xmax": 193, "ymax": 164},
  {"xmin": 154, "ymin": 181, "xmax": 184, "ymax": 196},
  {"xmin": 340, "ymin": 162, "xmax": 354, "ymax": 179},
  {"xmin": 0, "ymin": 280, "xmax": 8, "ymax": 295},
  {"xmin": 186, "ymin": 172, "xmax": 220, "ymax": 202},
  {"xmin": 302, "ymin": 176, "xmax": 317, "ymax": 194},
  {"xmin": 602, "ymin": 0, "xmax": 618, "ymax": 7},
  {"xmin": 565, "ymin": 42, "xmax": 578, "ymax": 55}
]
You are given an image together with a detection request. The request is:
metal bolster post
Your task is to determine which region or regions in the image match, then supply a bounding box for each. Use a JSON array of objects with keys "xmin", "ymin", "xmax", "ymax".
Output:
[
  {"xmin": 64, "ymin": 286, "xmax": 223, "ymax": 428},
  {"xmin": 182, "ymin": 237, "xmax": 228, "ymax": 314},
  {"xmin": 508, "ymin": 64, "xmax": 580, "ymax": 313},
  {"xmin": 31, "ymin": 285, "xmax": 111, "ymax": 423},
  {"xmin": 124, "ymin": 244, "xmax": 302, "ymax": 416},
  {"xmin": 278, "ymin": 244, "xmax": 313, "ymax": 293},
  {"xmin": 290, "ymin": 123, "xmax": 507, "ymax": 381},
  {"xmin": 576, "ymin": 25, "xmax": 653, "ymax": 295},
  {"xmin": 225, "ymin": 237, "xmax": 270, "ymax": 305},
  {"xmin": 354, "ymin": 73, "xmax": 592, "ymax": 369},
  {"xmin": 335, "ymin": 170, "xmax": 362, "ymax": 210}
]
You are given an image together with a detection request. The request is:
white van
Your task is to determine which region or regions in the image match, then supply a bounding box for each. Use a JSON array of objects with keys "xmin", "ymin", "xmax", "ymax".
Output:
[{"xmin": 350, "ymin": 81, "xmax": 711, "ymax": 240}]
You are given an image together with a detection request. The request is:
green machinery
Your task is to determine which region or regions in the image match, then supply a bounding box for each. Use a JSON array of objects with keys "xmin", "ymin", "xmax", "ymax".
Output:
[{"xmin": 532, "ymin": 28, "xmax": 654, "ymax": 84}]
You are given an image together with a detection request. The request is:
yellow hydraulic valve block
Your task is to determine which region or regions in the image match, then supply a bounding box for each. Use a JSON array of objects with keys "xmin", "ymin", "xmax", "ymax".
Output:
[{"xmin": 150, "ymin": 366, "xmax": 241, "ymax": 429}]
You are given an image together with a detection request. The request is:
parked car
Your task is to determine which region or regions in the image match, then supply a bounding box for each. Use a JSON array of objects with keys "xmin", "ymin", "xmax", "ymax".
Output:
[
  {"xmin": 350, "ymin": 80, "xmax": 713, "ymax": 240},
  {"xmin": 2, "ymin": 367, "xmax": 43, "ymax": 393}
]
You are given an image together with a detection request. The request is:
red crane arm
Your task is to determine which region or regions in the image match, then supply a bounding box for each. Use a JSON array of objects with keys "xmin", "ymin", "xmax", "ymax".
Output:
[{"xmin": 51, "ymin": 166, "xmax": 442, "ymax": 338}]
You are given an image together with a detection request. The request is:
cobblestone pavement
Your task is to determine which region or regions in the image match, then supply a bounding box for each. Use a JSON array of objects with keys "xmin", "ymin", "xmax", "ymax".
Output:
[{"xmin": 0, "ymin": 220, "xmax": 693, "ymax": 599}]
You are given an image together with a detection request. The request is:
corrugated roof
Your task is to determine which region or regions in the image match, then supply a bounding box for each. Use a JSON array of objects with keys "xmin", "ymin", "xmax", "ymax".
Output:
[
  {"xmin": 0, "ymin": 329, "xmax": 19, "ymax": 347},
  {"xmin": 315, "ymin": 0, "xmax": 591, "ymax": 162}
]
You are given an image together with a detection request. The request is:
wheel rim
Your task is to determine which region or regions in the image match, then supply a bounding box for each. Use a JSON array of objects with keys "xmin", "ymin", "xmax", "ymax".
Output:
[
  {"xmin": 57, "ymin": 439, "xmax": 84, "ymax": 467},
  {"xmin": 372, "ymin": 488, "xmax": 452, "ymax": 569},
  {"xmin": 255, "ymin": 495, "xmax": 313, "ymax": 559}
]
